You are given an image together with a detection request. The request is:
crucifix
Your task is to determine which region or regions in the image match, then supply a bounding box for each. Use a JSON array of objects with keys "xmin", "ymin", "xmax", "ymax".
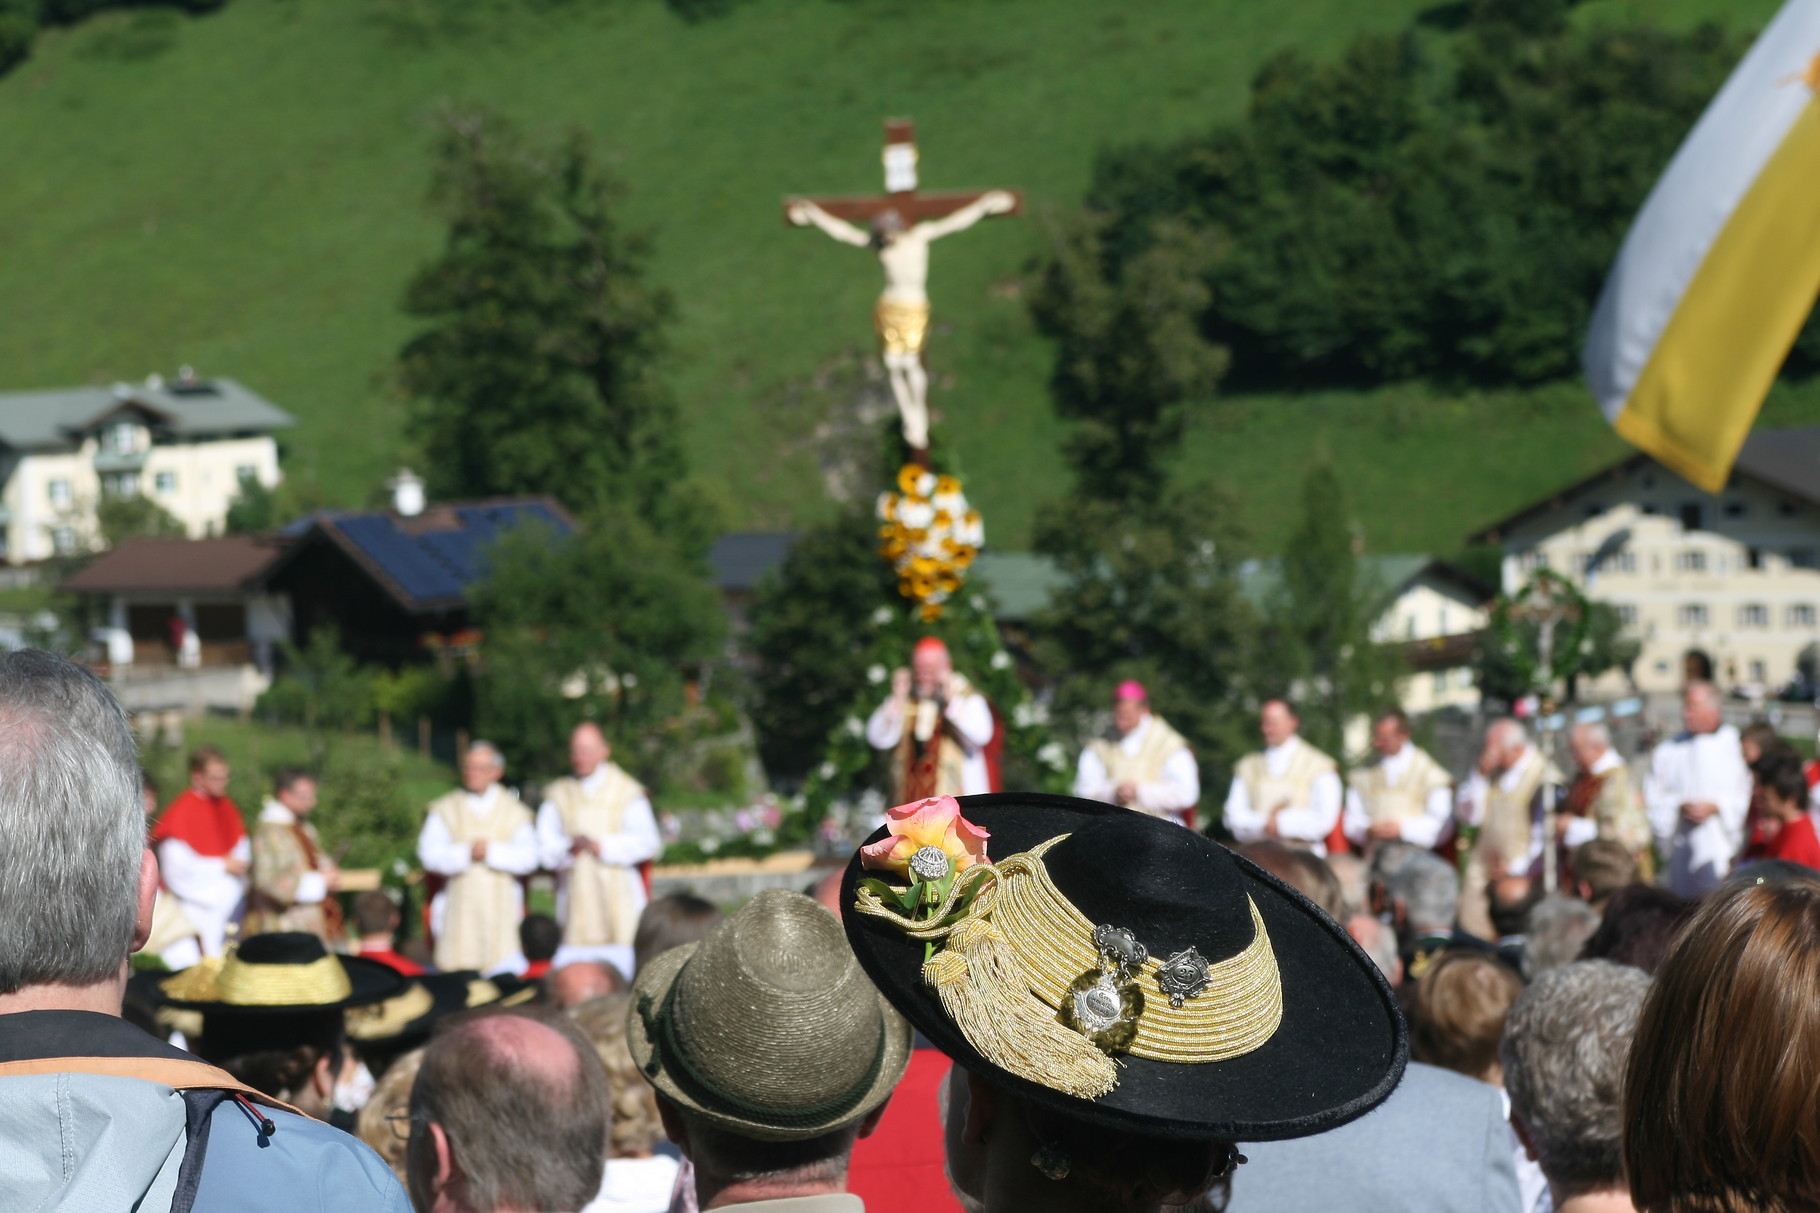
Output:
[{"xmin": 785, "ymin": 119, "xmax": 1022, "ymax": 461}]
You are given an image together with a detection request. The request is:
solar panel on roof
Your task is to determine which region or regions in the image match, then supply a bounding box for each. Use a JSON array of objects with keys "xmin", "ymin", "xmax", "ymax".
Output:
[{"xmin": 338, "ymin": 516, "xmax": 465, "ymax": 604}]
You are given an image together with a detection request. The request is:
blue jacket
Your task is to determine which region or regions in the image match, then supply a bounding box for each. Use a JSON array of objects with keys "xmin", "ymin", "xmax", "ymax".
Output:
[{"xmin": 0, "ymin": 1009, "xmax": 409, "ymax": 1213}]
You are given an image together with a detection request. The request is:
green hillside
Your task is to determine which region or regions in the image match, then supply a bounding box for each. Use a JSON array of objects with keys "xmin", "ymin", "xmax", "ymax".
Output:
[{"xmin": 0, "ymin": 0, "xmax": 1791, "ymax": 553}]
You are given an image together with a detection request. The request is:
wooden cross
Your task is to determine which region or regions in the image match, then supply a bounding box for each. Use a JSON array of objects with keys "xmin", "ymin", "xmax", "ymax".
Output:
[{"xmin": 781, "ymin": 119, "xmax": 1024, "ymax": 225}]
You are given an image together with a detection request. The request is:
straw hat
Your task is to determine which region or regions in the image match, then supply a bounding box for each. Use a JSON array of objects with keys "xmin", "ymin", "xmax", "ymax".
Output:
[
  {"xmin": 157, "ymin": 932, "xmax": 407, "ymax": 1013},
  {"xmin": 843, "ymin": 794, "xmax": 1407, "ymax": 1142},
  {"xmin": 627, "ymin": 888, "xmax": 912, "ymax": 1142},
  {"xmin": 345, "ymin": 971, "xmax": 537, "ymax": 1048}
]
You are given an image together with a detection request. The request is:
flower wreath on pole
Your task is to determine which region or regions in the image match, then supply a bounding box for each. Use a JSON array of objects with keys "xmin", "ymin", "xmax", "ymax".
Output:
[{"xmin": 878, "ymin": 464, "xmax": 984, "ymax": 621}]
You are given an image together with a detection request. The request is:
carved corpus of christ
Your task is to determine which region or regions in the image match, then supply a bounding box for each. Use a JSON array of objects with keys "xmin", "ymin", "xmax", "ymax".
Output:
[{"xmin": 785, "ymin": 120, "xmax": 1021, "ymax": 457}]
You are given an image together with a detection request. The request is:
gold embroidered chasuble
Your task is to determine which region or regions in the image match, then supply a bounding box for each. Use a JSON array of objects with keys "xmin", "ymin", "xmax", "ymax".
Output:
[
  {"xmin": 545, "ymin": 762, "xmax": 645, "ymax": 948},
  {"xmin": 1348, "ymin": 745, "xmax": 1452, "ymax": 828},
  {"xmin": 1236, "ymin": 741, "xmax": 1337, "ymax": 820},
  {"xmin": 429, "ymin": 787, "xmax": 534, "ymax": 973},
  {"xmin": 245, "ymin": 815, "xmax": 334, "ymax": 940},
  {"xmin": 1088, "ymin": 714, "xmax": 1193, "ymax": 814}
]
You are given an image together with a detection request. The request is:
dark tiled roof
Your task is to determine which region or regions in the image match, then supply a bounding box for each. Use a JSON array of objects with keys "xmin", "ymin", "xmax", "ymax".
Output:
[
  {"xmin": 271, "ymin": 498, "xmax": 576, "ymax": 613},
  {"xmin": 61, "ymin": 535, "xmax": 283, "ymax": 594}
]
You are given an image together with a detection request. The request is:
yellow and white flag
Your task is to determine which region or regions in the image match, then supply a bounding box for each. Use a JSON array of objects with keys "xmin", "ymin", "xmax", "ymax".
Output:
[{"xmin": 1585, "ymin": 1, "xmax": 1820, "ymax": 493}]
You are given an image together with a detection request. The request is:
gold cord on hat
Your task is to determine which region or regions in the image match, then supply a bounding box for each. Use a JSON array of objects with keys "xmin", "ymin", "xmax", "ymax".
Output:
[
  {"xmin": 854, "ymin": 833, "xmax": 1284, "ymax": 1099},
  {"xmin": 163, "ymin": 948, "xmax": 353, "ymax": 1007}
]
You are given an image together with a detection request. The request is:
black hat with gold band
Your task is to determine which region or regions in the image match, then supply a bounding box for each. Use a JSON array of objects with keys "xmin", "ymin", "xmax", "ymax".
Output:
[
  {"xmin": 345, "ymin": 971, "xmax": 538, "ymax": 1050},
  {"xmin": 157, "ymin": 932, "xmax": 408, "ymax": 1013},
  {"xmin": 840, "ymin": 793, "xmax": 1407, "ymax": 1141}
]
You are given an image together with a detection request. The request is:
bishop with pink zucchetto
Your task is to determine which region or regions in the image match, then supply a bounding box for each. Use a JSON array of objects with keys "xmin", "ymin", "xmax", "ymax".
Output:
[{"xmin": 1072, "ymin": 680, "xmax": 1200, "ymax": 828}]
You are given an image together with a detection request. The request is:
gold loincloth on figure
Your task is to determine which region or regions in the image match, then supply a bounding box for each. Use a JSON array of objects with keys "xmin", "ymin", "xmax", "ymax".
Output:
[{"xmin": 874, "ymin": 298, "xmax": 931, "ymax": 356}]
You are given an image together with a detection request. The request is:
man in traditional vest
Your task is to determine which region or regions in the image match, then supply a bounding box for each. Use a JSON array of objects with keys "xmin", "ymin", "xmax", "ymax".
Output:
[
  {"xmin": 245, "ymin": 766, "xmax": 340, "ymax": 942},
  {"xmin": 865, "ymin": 636, "xmax": 995, "ymax": 801},
  {"xmin": 1072, "ymin": 679, "xmax": 1199, "ymax": 827},
  {"xmin": 416, "ymin": 741, "xmax": 539, "ymax": 973},
  {"xmin": 1564, "ymin": 721, "xmax": 1652, "ymax": 877},
  {"xmin": 1223, "ymin": 699, "xmax": 1343, "ymax": 854},
  {"xmin": 536, "ymin": 721, "xmax": 661, "ymax": 966},
  {"xmin": 1341, "ymin": 709, "xmax": 1454, "ymax": 853},
  {"xmin": 1455, "ymin": 718, "xmax": 1565, "ymax": 940}
]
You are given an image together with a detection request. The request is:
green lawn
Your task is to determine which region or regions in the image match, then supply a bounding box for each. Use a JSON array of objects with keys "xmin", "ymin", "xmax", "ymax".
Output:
[{"xmin": 0, "ymin": 0, "xmax": 1788, "ymax": 551}]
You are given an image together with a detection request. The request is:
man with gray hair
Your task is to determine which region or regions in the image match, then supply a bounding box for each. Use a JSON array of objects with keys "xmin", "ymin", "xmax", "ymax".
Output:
[
  {"xmin": 1372, "ymin": 841, "xmax": 1464, "ymax": 974},
  {"xmin": 418, "ymin": 741, "xmax": 539, "ymax": 972},
  {"xmin": 407, "ymin": 1008, "xmax": 611, "ymax": 1213},
  {"xmin": 0, "ymin": 650, "xmax": 405, "ymax": 1211},
  {"xmin": 1644, "ymin": 681, "xmax": 1751, "ymax": 897},
  {"xmin": 1500, "ymin": 961, "xmax": 1652, "ymax": 1212},
  {"xmin": 1457, "ymin": 718, "xmax": 1565, "ymax": 939},
  {"xmin": 1564, "ymin": 722, "xmax": 1651, "ymax": 868}
]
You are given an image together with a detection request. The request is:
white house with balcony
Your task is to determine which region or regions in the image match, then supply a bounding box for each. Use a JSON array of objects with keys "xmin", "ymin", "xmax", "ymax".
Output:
[
  {"xmin": 1471, "ymin": 425, "xmax": 1820, "ymax": 697},
  {"xmin": 0, "ymin": 372, "xmax": 294, "ymax": 562}
]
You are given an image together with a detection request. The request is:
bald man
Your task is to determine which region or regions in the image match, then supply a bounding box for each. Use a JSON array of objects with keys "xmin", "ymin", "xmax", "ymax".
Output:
[
  {"xmin": 1564, "ymin": 721, "xmax": 1651, "ymax": 872},
  {"xmin": 535, "ymin": 723, "xmax": 659, "ymax": 960},
  {"xmin": 1644, "ymin": 681, "xmax": 1751, "ymax": 897},
  {"xmin": 418, "ymin": 742, "xmax": 539, "ymax": 974},
  {"xmin": 408, "ymin": 1011, "xmax": 610, "ymax": 1213},
  {"xmin": 1455, "ymin": 719, "xmax": 1564, "ymax": 939},
  {"xmin": 1223, "ymin": 700, "xmax": 1343, "ymax": 855}
]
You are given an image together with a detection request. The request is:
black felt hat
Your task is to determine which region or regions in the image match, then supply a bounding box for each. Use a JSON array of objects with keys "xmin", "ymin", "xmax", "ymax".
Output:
[
  {"xmin": 157, "ymin": 932, "xmax": 408, "ymax": 1013},
  {"xmin": 841, "ymin": 793, "xmax": 1407, "ymax": 1141},
  {"xmin": 344, "ymin": 970, "xmax": 537, "ymax": 1048}
]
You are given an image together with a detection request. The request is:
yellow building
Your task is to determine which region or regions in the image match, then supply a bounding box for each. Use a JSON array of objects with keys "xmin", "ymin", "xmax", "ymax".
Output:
[{"xmin": 1473, "ymin": 426, "xmax": 1820, "ymax": 697}]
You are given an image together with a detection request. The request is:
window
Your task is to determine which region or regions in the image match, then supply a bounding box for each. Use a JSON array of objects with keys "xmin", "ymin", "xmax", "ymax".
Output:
[
  {"xmin": 1738, "ymin": 604, "xmax": 1769, "ymax": 628},
  {"xmin": 1750, "ymin": 659, "xmax": 1767, "ymax": 684},
  {"xmin": 1641, "ymin": 504, "xmax": 1659, "ymax": 516},
  {"xmin": 50, "ymin": 527, "xmax": 75, "ymax": 555},
  {"xmin": 1675, "ymin": 550, "xmax": 1708, "ymax": 573},
  {"xmin": 1748, "ymin": 546, "xmax": 1763, "ymax": 570},
  {"xmin": 1583, "ymin": 503, "xmax": 1606, "ymax": 520},
  {"xmin": 1781, "ymin": 499, "xmax": 1802, "ymax": 517},
  {"xmin": 1680, "ymin": 503, "xmax": 1706, "ymax": 531},
  {"xmin": 1432, "ymin": 672, "xmax": 1448, "ymax": 697},
  {"xmin": 1789, "ymin": 604, "xmax": 1818, "ymax": 629},
  {"xmin": 1520, "ymin": 550, "xmax": 1551, "ymax": 573},
  {"xmin": 1790, "ymin": 548, "xmax": 1819, "ymax": 569},
  {"xmin": 1457, "ymin": 667, "xmax": 1474, "ymax": 689},
  {"xmin": 1655, "ymin": 660, "xmax": 1670, "ymax": 674},
  {"xmin": 235, "ymin": 465, "xmax": 258, "ymax": 485},
  {"xmin": 1679, "ymin": 604, "xmax": 1710, "ymax": 628},
  {"xmin": 154, "ymin": 470, "xmax": 177, "ymax": 494},
  {"xmin": 1641, "ymin": 473, "xmax": 1657, "ymax": 489},
  {"xmin": 100, "ymin": 421, "xmax": 136, "ymax": 456},
  {"xmin": 101, "ymin": 471, "xmax": 138, "ymax": 498},
  {"xmin": 1616, "ymin": 604, "xmax": 1638, "ymax": 627},
  {"xmin": 47, "ymin": 479, "xmax": 70, "ymax": 507},
  {"xmin": 1723, "ymin": 501, "xmax": 1749, "ymax": 518}
]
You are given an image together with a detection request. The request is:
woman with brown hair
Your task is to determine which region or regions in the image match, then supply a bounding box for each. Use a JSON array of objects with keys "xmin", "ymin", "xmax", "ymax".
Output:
[{"xmin": 1622, "ymin": 878, "xmax": 1820, "ymax": 1212}]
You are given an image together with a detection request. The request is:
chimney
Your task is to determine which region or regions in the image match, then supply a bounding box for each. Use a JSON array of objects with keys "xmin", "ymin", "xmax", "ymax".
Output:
[{"xmin": 390, "ymin": 469, "xmax": 425, "ymax": 517}]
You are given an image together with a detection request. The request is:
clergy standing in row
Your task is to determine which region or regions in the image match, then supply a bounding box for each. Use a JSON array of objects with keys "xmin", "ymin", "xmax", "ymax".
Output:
[
  {"xmin": 1072, "ymin": 680, "xmax": 1199, "ymax": 826},
  {"xmin": 245, "ymin": 766, "xmax": 340, "ymax": 941},
  {"xmin": 1455, "ymin": 718, "xmax": 1565, "ymax": 939},
  {"xmin": 1222, "ymin": 699, "xmax": 1342, "ymax": 854},
  {"xmin": 1564, "ymin": 721, "xmax": 1653, "ymax": 873},
  {"xmin": 417, "ymin": 740, "xmax": 539, "ymax": 973},
  {"xmin": 1645, "ymin": 681, "xmax": 1751, "ymax": 897},
  {"xmin": 1341, "ymin": 708, "xmax": 1454, "ymax": 851},
  {"xmin": 149, "ymin": 746, "xmax": 249, "ymax": 958},
  {"xmin": 866, "ymin": 636, "xmax": 995, "ymax": 801},
  {"xmin": 536, "ymin": 722, "xmax": 661, "ymax": 956}
]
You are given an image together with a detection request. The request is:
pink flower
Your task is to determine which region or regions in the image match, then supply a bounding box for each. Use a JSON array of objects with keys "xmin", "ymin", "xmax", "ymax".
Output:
[{"xmin": 859, "ymin": 795, "xmax": 990, "ymax": 879}]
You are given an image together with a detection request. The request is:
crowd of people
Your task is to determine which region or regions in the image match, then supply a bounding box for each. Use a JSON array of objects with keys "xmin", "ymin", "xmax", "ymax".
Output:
[{"xmin": 6, "ymin": 647, "xmax": 1820, "ymax": 1213}]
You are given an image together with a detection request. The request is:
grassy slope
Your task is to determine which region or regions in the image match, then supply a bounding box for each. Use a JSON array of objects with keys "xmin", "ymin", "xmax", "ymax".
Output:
[{"xmin": 0, "ymin": 0, "xmax": 1791, "ymax": 554}]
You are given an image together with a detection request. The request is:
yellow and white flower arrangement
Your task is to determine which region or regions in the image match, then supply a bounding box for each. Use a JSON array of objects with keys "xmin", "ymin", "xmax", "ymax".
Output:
[{"xmin": 876, "ymin": 464, "xmax": 985, "ymax": 621}]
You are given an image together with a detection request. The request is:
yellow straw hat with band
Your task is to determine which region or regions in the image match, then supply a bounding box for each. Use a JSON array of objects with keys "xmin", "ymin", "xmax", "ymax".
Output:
[
  {"xmin": 157, "ymin": 932, "xmax": 408, "ymax": 1014},
  {"xmin": 842, "ymin": 794, "xmax": 1408, "ymax": 1142}
]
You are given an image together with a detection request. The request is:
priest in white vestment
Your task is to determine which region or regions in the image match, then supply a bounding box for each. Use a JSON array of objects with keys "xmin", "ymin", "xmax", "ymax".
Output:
[
  {"xmin": 866, "ymin": 636, "xmax": 995, "ymax": 800},
  {"xmin": 1223, "ymin": 700, "xmax": 1342, "ymax": 854},
  {"xmin": 1342, "ymin": 709, "xmax": 1455, "ymax": 850},
  {"xmin": 1073, "ymin": 680, "xmax": 1199, "ymax": 827},
  {"xmin": 536, "ymin": 721, "xmax": 660, "ymax": 974},
  {"xmin": 417, "ymin": 741, "xmax": 539, "ymax": 973},
  {"xmin": 1645, "ymin": 681, "xmax": 1752, "ymax": 897}
]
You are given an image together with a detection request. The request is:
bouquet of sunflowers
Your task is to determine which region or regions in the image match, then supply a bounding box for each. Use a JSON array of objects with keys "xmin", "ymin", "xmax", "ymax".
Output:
[{"xmin": 876, "ymin": 464, "xmax": 985, "ymax": 621}]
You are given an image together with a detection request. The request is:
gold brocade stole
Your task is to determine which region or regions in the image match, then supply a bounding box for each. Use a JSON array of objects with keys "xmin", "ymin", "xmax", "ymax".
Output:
[
  {"xmin": 431, "ymin": 788, "xmax": 532, "ymax": 973},
  {"xmin": 1348, "ymin": 746, "xmax": 1451, "ymax": 826},
  {"xmin": 1482, "ymin": 751, "xmax": 1558, "ymax": 866},
  {"xmin": 548, "ymin": 765, "xmax": 642, "ymax": 948},
  {"xmin": 1088, "ymin": 715, "xmax": 1192, "ymax": 804},
  {"xmin": 1237, "ymin": 741, "xmax": 1337, "ymax": 821}
]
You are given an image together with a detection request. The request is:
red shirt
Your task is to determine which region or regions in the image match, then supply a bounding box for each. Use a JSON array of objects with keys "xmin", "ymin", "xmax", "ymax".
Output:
[
  {"xmin": 358, "ymin": 942, "xmax": 426, "ymax": 977},
  {"xmin": 150, "ymin": 789, "xmax": 246, "ymax": 857},
  {"xmin": 1765, "ymin": 815, "xmax": 1820, "ymax": 870},
  {"xmin": 522, "ymin": 959, "xmax": 553, "ymax": 981}
]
